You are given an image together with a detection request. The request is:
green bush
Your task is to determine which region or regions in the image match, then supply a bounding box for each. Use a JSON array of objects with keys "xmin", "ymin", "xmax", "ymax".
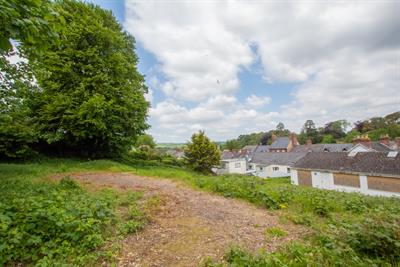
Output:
[
  {"xmin": 0, "ymin": 178, "xmax": 116, "ymax": 265},
  {"xmin": 343, "ymin": 215, "xmax": 400, "ymax": 262}
]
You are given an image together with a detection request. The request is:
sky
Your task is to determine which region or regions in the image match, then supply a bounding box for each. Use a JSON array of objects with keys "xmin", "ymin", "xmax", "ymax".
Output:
[{"xmin": 91, "ymin": 0, "xmax": 400, "ymax": 143}]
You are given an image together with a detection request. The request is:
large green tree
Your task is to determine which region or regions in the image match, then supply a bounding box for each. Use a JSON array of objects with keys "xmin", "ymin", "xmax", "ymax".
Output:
[
  {"xmin": 0, "ymin": 0, "xmax": 58, "ymax": 158},
  {"xmin": 30, "ymin": 0, "xmax": 149, "ymax": 157},
  {"xmin": 184, "ymin": 131, "xmax": 220, "ymax": 173},
  {"xmin": 300, "ymin": 119, "xmax": 321, "ymax": 144}
]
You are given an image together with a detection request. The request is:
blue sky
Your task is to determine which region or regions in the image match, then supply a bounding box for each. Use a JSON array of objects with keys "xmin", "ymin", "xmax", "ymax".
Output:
[{"xmin": 90, "ymin": 1, "xmax": 399, "ymax": 142}]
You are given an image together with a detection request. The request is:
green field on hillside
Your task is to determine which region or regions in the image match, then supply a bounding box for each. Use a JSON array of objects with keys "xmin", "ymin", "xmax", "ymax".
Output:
[{"xmin": 1, "ymin": 159, "xmax": 399, "ymax": 266}]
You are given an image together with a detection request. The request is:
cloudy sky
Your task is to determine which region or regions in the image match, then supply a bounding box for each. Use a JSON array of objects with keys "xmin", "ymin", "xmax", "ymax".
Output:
[{"xmin": 92, "ymin": 0, "xmax": 400, "ymax": 143}]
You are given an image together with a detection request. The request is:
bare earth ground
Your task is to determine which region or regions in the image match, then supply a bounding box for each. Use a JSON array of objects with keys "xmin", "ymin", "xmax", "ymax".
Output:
[{"xmin": 58, "ymin": 172, "xmax": 305, "ymax": 267}]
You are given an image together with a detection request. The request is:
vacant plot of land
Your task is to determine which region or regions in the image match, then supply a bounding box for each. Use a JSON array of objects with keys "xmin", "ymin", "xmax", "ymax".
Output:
[{"xmin": 62, "ymin": 172, "xmax": 304, "ymax": 267}]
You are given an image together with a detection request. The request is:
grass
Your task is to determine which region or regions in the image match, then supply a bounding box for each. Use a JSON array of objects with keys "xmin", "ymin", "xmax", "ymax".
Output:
[
  {"xmin": 1, "ymin": 158, "xmax": 400, "ymax": 266},
  {"xmin": 0, "ymin": 158, "xmax": 152, "ymax": 266},
  {"xmin": 265, "ymin": 227, "xmax": 287, "ymax": 239}
]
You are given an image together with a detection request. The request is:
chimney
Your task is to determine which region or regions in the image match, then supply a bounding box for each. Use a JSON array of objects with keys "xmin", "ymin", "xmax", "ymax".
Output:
[
  {"xmin": 306, "ymin": 139, "xmax": 312, "ymax": 146},
  {"xmin": 271, "ymin": 133, "xmax": 277, "ymax": 144},
  {"xmin": 290, "ymin": 132, "xmax": 299, "ymax": 146},
  {"xmin": 379, "ymin": 134, "xmax": 390, "ymax": 146},
  {"xmin": 353, "ymin": 134, "xmax": 372, "ymax": 148}
]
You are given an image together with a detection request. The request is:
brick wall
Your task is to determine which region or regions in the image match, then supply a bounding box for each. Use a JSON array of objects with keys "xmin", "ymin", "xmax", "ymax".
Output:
[
  {"xmin": 333, "ymin": 173, "xmax": 360, "ymax": 188},
  {"xmin": 297, "ymin": 170, "xmax": 312, "ymax": 186},
  {"xmin": 367, "ymin": 176, "xmax": 400, "ymax": 193}
]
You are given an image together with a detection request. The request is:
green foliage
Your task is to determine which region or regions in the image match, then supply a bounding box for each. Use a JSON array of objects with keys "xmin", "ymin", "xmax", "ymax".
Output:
[
  {"xmin": 323, "ymin": 120, "xmax": 350, "ymax": 139},
  {"xmin": 0, "ymin": 160, "xmax": 149, "ymax": 265},
  {"xmin": 28, "ymin": 0, "xmax": 148, "ymax": 158},
  {"xmin": 121, "ymin": 160, "xmax": 400, "ymax": 266},
  {"xmin": 0, "ymin": 0, "xmax": 56, "ymax": 52},
  {"xmin": 0, "ymin": 0, "xmax": 59, "ymax": 159},
  {"xmin": 0, "ymin": 53, "xmax": 38, "ymax": 159},
  {"xmin": 223, "ymin": 132, "xmax": 265, "ymax": 150},
  {"xmin": 135, "ymin": 134, "xmax": 156, "ymax": 149},
  {"xmin": 0, "ymin": 177, "xmax": 114, "ymax": 265},
  {"xmin": 321, "ymin": 134, "xmax": 335, "ymax": 144},
  {"xmin": 354, "ymin": 111, "xmax": 400, "ymax": 139},
  {"xmin": 265, "ymin": 227, "xmax": 287, "ymax": 238},
  {"xmin": 223, "ymin": 139, "xmax": 242, "ymax": 150},
  {"xmin": 184, "ymin": 131, "xmax": 220, "ymax": 173},
  {"xmin": 300, "ymin": 119, "xmax": 322, "ymax": 144},
  {"xmin": 343, "ymin": 130, "xmax": 361, "ymax": 143},
  {"xmin": 342, "ymin": 215, "xmax": 400, "ymax": 261}
]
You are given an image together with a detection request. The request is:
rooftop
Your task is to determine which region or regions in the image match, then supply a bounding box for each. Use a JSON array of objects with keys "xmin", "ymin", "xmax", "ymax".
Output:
[
  {"xmin": 293, "ymin": 152, "xmax": 400, "ymax": 177},
  {"xmin": 291, "ymin": 143, "xmax": 353, "ymax": 153},
  {"xmin": 269, "ymin": 137, "xmax": 290, "ymax": 149},
  {"xmin": 251, "ymin": 152, "xmax": 307, "ymax": 167}
]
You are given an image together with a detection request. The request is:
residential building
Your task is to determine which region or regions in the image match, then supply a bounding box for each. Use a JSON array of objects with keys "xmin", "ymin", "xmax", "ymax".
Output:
[
  {"xmin": 268, "ymin": 133, "xmax": 299, "ymax": 152},
  {"xmin": 219, "ymin": 150, "xmax": 250, "ymax": 174},
  {"xmin": 250, "ymin": 152, "xmax": 307, "ymax": 178},
  {"xmin": 291, "ymin": 151, "xmax": 400, "ymax": 197}
]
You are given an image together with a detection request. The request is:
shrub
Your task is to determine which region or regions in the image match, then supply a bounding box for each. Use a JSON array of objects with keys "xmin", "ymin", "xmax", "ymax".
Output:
[
  {"xmin": 184, "ymin": 131, "xmax": 220, "ymax": 173},
  {"xmin": 343, "ymin": 215, "xmax": 400, "ymax": 261}
]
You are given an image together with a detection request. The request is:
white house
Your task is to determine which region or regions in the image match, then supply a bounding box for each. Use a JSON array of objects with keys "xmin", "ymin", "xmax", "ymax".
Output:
[
  {"xmin": 249, "ymin": 152, "xmax": 307, "ymax": 178},
  {"xmin": 219, "ymin": 158, "xmax": 248, "ymax": 174},
  {"xmin": 291, "ymin": 151, "xmax": 400, "ymax": 197}
]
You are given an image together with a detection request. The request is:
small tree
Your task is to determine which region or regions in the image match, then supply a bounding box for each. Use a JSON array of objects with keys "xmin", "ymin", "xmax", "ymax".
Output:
[
  {"xmin": 184, "ymin": 131, "xmax": 220, "ymax": 173},
  {"xmin": 136, "ymin": 134, "xmax": 156, "ymax": 149}
]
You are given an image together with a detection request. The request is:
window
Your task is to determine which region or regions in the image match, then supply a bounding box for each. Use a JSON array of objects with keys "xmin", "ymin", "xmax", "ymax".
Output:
[
  {"xmin": 260, "ymin": 167, "xmax": 263, "ymax": 171},
  {"xmin": 287, "ymin": 168, "xmax": 291, "ymax": 173},
  {"xmin": 235, "ymin": 162, "xmax": 241, "ymax": 168},
  {"xmin": 273, "ymin": 167, "xmax": 279, "ymax": 171}
]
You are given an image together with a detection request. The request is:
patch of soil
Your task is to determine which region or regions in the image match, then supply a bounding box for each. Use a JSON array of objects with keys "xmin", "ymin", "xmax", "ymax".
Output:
[{"xmin": 56, "ymin": 172, "xmax": 305, "ymax": 267}]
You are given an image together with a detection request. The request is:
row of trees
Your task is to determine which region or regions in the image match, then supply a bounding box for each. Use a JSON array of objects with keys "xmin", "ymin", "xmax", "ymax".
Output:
[
  {"xmin": 223, "ymin": 111, "xmax": 400, "ymax": 150},
  {"xmin": 1, "ymin": 0, "xmax": 149, "ymax": 159}
]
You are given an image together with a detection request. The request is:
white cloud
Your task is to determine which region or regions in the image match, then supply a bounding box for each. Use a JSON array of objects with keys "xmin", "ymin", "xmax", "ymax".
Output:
[
  {"xmin": 126, "ymin": 1, "xmax": 400, "ymax": 142},
  {"xmin": 246, "ymin": 94, "xmax": 271, "ymax": 108}
]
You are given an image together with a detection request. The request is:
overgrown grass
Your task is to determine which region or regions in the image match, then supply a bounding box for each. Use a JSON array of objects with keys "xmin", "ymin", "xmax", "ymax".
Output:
[
  {"xmin": 117, "ymin": 159, "xmax": 400, "ymax": 266},
  {"xmin": 1, "ymin": 158, "xmax": 400, "ymax": 266},
  {"xmin": 0, "ymin": 159, "xmax": 150, "ymax": 266}
]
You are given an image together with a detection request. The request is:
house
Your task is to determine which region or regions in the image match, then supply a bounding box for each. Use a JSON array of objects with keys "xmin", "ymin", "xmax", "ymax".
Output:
[
  {"xmin": 268, "ymin": 133, "xmax": 299, "ymax": 152},
  {"xmin": 241, "ymin": 145, "xmax": 258, "ymax": 153},
  {"xmin": 291, "ymin": 151, "xmax": 400, "ymax": 197},
  {"xmin": 249, "ymin": 152, "xmax": 307, "ymax": 178},
  {"xmin": 349, "ymin": 134, "xmax": 394, "ymax": 152},
  {"xmin": 291, "ymin": 134, "xmax": 396, "ymax": 153},
  {"xmin": 248, "ymin": 133, "xmax": 299, "ymax": 153},
  {"xmin": 291, "ymin": 142, "xmax": 353, "ymax": 153},
  {"xmin": 218, "ymin": 150, "xmax": 250, "ymax": 174},
  {"xmin": 254, "ymin": 145, "xmax": 270, "ymax": 153},
  {"xmin": 165, "ymin": 149, "xmax": 185, "ymax": 159}
]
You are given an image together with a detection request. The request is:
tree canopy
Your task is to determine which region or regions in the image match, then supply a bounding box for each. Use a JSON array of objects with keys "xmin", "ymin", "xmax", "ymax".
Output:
[
  {"xmin": 184, "ymin": 131, "xmax": 220, "ymax": 173},
  {"xmin": 136, "ymin": 134, "xmax": 156, "ymax": 149},
  {"xmin": 0, "ymin": 0, "xmax": 149, "ymax": 159},
  {"xmin": 28, "ymin": 0, "xmax": 149, "ymax": 157}
]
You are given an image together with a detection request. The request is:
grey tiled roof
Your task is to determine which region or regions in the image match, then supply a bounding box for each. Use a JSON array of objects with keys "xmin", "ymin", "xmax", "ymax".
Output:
[
  {"xmin": 251, "ymin": 152, "xmax": 308, "ymax": 167},
  {"xmin": 291, "ymin": 143, "xmax": 353, "ymax": 153},
  {"xmin": 269, "ymin": 137, "xmax": 290, "ymax": 149},
  {"xmin": 242, "ymin": 145, "xmax": 258, "ymax": 152},
  {"xmin": 370, "ymin": 142, "xmax": 393, "ymax": 152},
  {"xmin": 254, "ymin": 145, "xmax": 270, "ymax": 153},
  {"xmin": 221, "ymin": 150, "xmax": 248, "ymax": 160},
  {"xmin": 293, "ymin": 152, "xmax": 400, "ymax": 177}
]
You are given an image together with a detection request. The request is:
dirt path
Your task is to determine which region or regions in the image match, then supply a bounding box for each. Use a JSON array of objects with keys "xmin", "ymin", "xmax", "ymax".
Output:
[{"xmin": 63, "ymin": 172, "xmax": 304, "ymax": 267}]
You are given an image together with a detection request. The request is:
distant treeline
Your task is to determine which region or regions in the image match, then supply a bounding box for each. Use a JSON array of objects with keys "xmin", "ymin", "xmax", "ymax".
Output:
[{"xmin": 223, "ymin": 111, "xmax": 400, "ymax": 150}]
